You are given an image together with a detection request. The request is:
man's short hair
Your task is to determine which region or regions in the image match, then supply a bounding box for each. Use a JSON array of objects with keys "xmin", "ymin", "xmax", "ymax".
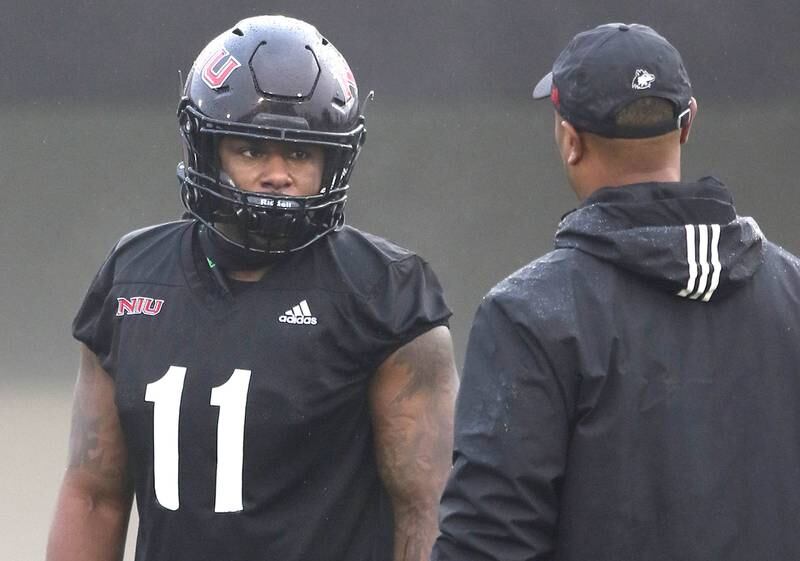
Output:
[{"xmin": 614, "ymin": 97, "xmax": 677, "ymax": 136}]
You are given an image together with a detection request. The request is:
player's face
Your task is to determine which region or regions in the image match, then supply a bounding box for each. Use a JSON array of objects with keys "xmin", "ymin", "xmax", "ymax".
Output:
[{"xmin": 218, "ymin": 136, "xmax": 325, "ymax": 196}]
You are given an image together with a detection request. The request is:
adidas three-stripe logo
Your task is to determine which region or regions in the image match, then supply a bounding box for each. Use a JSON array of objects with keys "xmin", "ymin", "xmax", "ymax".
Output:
[
  {"xmin": 278, "ymin": 299, "xmax": 318, "ymax": 325},
  {"xmin": 677, "ymin": 224, "xmax": 722, "ymax": 302}
]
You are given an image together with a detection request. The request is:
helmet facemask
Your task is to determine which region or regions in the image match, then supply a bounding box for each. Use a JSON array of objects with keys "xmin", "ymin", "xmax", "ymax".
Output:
[{"xmin": 179, "ymin": 104, "xmax": 364, "ymax": 255}]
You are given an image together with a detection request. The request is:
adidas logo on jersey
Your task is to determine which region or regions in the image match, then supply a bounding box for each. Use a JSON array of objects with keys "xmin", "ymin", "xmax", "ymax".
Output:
[{"xmin": 278, "ymin": 299, "xmax": 317, "ymax": 325}]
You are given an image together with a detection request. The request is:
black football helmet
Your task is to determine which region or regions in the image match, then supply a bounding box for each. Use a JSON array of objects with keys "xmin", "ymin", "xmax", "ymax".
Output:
[{"xmin": 177, "ymin": 15, "xmax": 366, "ymax": 257}]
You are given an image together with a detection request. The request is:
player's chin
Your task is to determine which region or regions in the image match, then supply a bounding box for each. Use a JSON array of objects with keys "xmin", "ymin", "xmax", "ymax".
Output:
[{"xmin": 247, "ymin": 232, "xmax": 291, "ymax": 253}]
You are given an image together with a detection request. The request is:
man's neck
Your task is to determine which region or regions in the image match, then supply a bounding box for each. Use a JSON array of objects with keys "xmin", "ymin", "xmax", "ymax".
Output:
[
  {"xmin": 575, "ymin": 168, "xmax": 682, "ymax": 200},
  {"xmin": 573, "ymin": 133, "xmax": 683, "ymax": 201}
]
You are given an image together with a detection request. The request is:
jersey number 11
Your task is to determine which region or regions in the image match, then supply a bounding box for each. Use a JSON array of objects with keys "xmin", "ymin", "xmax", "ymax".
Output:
[{"xmin": 145, "ymin": 366, "xmax": 252, "ymax": 513}]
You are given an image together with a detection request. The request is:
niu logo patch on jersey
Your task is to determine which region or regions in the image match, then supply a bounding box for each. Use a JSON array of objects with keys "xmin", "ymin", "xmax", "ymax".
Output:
[
  {"xmin": 116, "ymin": 297, "xmax": 165, "ymax": 317},
  {"xmin": 201, "ymin": 47, "xmax": 242, "ymax": 89},
  {"xmin": 632, "ymin": 68, "xmax": 656, "ymax": 90},
  {"xmin": 279, "ymin": 299, "xmax": 317, "ymax": 325}
]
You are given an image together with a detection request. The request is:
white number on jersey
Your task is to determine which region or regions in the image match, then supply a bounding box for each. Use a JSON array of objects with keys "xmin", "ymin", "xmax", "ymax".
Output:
[{"xmin": 145, "ymin": 367, "xmax": 252, "ymax": 513}]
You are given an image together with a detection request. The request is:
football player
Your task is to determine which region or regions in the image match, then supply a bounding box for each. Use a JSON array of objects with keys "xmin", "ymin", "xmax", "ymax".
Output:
[{"xmin": 47, "ymin": 15, "xmax": 458, "ymax": 561}]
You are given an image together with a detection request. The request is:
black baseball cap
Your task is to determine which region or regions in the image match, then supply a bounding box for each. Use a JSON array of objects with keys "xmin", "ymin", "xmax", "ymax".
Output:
[{"xmin": 533, "ymin": 23, "xmax": 692, "ymax": 138}]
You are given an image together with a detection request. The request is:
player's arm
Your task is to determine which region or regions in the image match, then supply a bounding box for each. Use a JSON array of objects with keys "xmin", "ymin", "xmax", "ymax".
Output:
[
  {"xmin": 369, "ymin": 325, "xmax": 459, "ymax": 561},
  {"xmin": 47, "ymin": 343, "xmax": 133, "ymax": 561}
]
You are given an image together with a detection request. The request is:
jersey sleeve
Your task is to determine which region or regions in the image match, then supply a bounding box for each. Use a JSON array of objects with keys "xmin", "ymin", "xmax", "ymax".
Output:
[
  {"xmin": 359, "ymin": 254, "xmax": 452, "ymax": 370},
  {"xmin": 432, "ymin": 292, "xmax": 576, "ymax": 561},
  {"xmin": 72, "ymin": 243, "xmax": 120, "ymax": 374}
]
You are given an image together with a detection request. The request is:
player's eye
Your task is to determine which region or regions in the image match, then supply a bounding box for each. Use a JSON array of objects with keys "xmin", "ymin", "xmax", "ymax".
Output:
[
  {"xmin": 240, "ymin": 147, "xmax": 263, "ymax": 159},
  {"xmin": 288, "ymin": 149, "xmax": 310, "ymax": 161}
]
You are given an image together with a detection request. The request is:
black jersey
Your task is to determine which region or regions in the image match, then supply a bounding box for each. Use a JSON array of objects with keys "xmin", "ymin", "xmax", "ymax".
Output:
[{"xmin": 73, "ymin": 221, "xmax": 451, "ymax": 561}]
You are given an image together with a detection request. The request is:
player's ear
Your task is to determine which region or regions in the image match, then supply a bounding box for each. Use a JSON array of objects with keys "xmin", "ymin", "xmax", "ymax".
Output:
[
  {"xmin": 680, "ymin": 96, "xmax": 698, "ymax": 145},
  {"xmin": 557, "ymin": 118, "xmax": 583, "ymax": 166}
]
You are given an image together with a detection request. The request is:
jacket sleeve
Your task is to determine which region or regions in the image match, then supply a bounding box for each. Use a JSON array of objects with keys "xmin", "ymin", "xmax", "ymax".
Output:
[{"xmin": 432, "ymin": 292, "xmax": 576, "ymax": 561}]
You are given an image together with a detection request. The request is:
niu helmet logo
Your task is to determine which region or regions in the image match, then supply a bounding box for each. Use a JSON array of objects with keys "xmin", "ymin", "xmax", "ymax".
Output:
[
  {"xmin": 116, "ymin": 297, "xmax": 164, "ymax": 317},
  {"xmin": 201, "ymin": 48, "xmax": 242, "ymax": 89},
  {"xmin": 632, "ymin": 68, "xmax": 656, "ymax": 90},
  {"xmin": 332, "ymin": 53, "xmax": 357, "ymax": 107}
]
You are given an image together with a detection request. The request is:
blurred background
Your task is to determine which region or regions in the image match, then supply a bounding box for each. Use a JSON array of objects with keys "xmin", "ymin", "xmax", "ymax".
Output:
[{"xmin": 2, "ymin": 1, "xmax": 799, "ymax": 558}]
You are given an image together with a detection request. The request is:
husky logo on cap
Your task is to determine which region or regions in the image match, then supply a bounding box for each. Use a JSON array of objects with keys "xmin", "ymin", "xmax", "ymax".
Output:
[{"xmin": 632, "ymin": 68, "xmax": 656, "ymax": 90}]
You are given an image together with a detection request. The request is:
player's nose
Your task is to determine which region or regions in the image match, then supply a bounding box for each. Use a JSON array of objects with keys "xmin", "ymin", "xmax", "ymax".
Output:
[{"xmin": 256, "ymin": 155, "xmax": 292, "ymax": 192}]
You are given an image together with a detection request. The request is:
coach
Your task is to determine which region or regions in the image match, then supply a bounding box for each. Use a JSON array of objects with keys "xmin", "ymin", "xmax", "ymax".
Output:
[{"xmin": 432, "ymin": 23, "xmax": 800, "ymax": 561}]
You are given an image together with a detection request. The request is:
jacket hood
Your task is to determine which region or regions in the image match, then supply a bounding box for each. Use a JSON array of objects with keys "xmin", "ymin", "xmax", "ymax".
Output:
[{"xmin": 554, "ymin": 177, "xmax": 764, "ymax": 302}]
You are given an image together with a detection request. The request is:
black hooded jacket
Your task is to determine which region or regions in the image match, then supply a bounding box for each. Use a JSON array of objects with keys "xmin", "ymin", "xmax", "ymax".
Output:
[{"xmin": 433, "ymin": 178, "xmax": 800, "ymax": 561}]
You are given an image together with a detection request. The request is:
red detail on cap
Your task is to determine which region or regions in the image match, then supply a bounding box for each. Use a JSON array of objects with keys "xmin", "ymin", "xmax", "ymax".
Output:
[
  {"xmin": 201, "ymin": 48, "xmax": 242, "ymax": 89},
  {"xmin": 551, "ymin": 86, "xmax": 560, "ymax": 108}
]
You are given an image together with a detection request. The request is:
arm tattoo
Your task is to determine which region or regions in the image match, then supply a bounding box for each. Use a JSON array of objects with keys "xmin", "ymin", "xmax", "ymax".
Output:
[
  {"xmin": 67, "ymin": 351, "xmax": 129, "ymax": 483},
  {"xmin": 372, "ymin": 327, "xmax": 458, "ymax": 561},
  {"xmin": 68, "ymin": 408, "xmax": 126, "ymax": 480},
  {"xmin": 388, "ymin": 331, "xmax": 455, "ymax": 404},
  {"xmin": 378, "ymin": 334, "xmax": 455, "ymax": 489},
  {"xmin": 400, "ymin": 537, "xmax": 424, "ymax": 561}
]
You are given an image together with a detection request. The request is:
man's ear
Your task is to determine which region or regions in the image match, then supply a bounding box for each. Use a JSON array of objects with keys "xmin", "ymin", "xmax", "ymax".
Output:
[
  {"xmin": 558, "ymin": 119, "xmax": 583, "ymax": 166},
  {"xmin": 680, "ymin": 96, "xmax": 698, "ymax": 145}
]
